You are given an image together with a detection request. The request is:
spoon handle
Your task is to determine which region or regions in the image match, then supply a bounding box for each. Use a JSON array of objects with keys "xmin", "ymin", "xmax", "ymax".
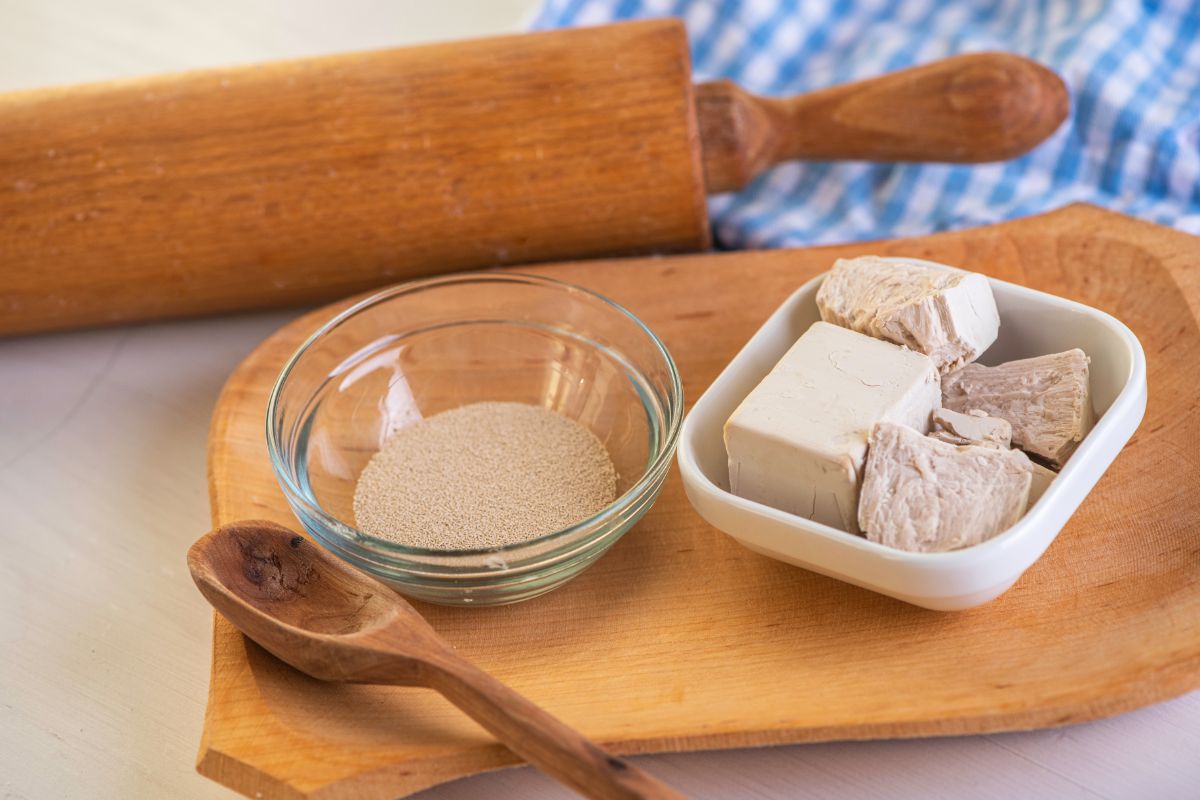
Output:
[{"xmin": 423, "ymin": 653, "xmax": 685, "ymax": 800}]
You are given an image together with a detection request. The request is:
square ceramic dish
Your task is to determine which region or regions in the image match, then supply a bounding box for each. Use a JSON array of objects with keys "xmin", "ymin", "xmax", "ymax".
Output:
[{"xmin": 677, "ymin": 257, "xmax": 1147, "ymax": 610}]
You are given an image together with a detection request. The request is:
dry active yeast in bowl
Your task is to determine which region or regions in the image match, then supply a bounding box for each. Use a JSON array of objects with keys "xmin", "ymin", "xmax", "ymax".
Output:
[
  {"xmin": 268, "ymin": 272, "xmax": 683, "ymax": 607},
  {"xmin": 677, "ymin": 257, "xmax": 1146, "ymax": 610}
]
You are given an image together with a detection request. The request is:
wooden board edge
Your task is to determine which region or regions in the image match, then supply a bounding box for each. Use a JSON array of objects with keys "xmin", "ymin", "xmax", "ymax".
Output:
[
  {"xmin": 199, "ymin": 645, "xmax": 1200, "ymax": 799},
  {"xmin": 197, "ymin": 741, "xmax": 516, "ymax": 800},
  {"xmin": 555, "ymin": 203, "xmax": 1193, "ymax": 275},
  {"xmin": 197, "ymin": 746, "xmax": 306, "ymax": 800},
  {"xmin": 196, "ymin": 617, "xmax": 306, "ymax": 800}
]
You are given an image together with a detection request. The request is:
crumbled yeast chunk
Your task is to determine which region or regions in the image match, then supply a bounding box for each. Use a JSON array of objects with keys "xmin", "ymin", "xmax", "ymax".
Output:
[
  {"xmin": 942, "ymin": 349, "xmax": 1094, "ymax": 468},
  {"xmin": 929, "ymin": 407, "xmax": 1012, "ymax": 449},
  {"xmin": 816, "ymin": 256, "xmax": 1000, "ymax": 373},
  {"xmin": 859, "ymin": 422, "xmax": 1032, "ymax": 553}
]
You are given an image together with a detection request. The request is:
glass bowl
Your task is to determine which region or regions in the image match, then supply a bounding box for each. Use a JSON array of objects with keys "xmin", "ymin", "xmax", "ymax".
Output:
[{"xmin": 266, "ymin": 272, "xmax": 683, "ymax": 606}]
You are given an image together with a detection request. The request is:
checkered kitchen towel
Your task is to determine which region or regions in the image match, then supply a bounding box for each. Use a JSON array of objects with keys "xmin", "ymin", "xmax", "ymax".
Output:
[{"xmin": 531, "ymin": 0, "xmax": 1200, "ymax": 248}]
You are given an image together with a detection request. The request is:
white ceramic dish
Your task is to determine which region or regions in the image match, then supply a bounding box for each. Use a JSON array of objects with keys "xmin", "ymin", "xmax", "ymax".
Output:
[{"xmin": 677, "ymin": 257, "xmax": 1147, "ymax": 610}]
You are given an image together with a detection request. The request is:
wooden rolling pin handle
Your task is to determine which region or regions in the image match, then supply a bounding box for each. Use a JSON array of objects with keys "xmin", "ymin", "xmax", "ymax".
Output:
[
  {"xmin": 420, "ymin": 651, "xmax": 685, "ymax": 800},
  {"xmin": 698, "ymin": 52, "xmax": 1070, "ymax": 193}
]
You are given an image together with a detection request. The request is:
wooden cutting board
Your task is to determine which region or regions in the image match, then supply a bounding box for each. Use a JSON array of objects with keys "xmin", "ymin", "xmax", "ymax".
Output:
[{"xmin": 201, "ymin": 205, "xmax": 1200, "ymax": 799}]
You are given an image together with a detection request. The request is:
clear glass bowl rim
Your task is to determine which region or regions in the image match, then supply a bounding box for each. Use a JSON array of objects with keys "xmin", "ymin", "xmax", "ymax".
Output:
[{"xmin": 265, "ymin": 270, "xmax": 684, "ymax": 565}]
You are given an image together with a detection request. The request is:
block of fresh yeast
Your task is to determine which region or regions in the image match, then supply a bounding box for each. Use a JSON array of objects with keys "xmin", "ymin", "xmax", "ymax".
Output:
[{"xmin": 723, "ymin": 321, "xmax": 940, "ymax": 533}]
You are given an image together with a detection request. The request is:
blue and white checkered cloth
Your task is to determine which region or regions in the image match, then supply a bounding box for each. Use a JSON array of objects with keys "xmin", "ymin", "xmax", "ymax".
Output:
[{"xmin": 531, "ymin": 0, "xmax": 1200, "ymax": 247}]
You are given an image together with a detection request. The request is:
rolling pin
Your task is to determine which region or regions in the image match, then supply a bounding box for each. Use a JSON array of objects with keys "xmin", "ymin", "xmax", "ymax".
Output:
[{"xmin": 0, "ymin": 19, "xmax": 1067, "ymax": 336}]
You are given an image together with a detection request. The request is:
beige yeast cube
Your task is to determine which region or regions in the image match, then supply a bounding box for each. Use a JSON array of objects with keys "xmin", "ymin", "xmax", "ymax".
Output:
[{"xmin": 724, "ymin": 321, "xmax": 940, "ymax": 534}]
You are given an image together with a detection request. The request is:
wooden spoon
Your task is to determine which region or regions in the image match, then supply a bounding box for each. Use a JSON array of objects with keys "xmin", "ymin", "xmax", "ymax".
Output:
[{"xmin": 187, "ymin": 520, "xmax": 683, "ymax": 800}]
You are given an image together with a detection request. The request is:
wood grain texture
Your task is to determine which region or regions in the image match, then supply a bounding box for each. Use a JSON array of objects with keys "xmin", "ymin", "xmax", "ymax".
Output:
[
  {"xmin": 698, "ymin": 53, "xmax": 1069, "ymax": 192},
  {"xmin": 202, "ymin": 206, "xmax": 1200, "ymax": 799},
  {"xmin": 0, "ymin": 22, "xmax": 1069, "ymax": 336},
  {"xmin": 0, "ymin": 19, "xmax": 707, "ymax": 335}
]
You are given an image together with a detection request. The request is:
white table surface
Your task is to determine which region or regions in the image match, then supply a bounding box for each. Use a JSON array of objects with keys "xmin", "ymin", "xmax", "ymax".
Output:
[{"xmin": 2, "ymin": 2, "xmax": 1197, "ymax": 798}]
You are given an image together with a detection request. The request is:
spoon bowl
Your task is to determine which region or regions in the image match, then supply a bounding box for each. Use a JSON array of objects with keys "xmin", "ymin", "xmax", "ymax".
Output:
[{"xmin": 189, "ymin": 520, "xmax": 438, "ymax": 682}]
